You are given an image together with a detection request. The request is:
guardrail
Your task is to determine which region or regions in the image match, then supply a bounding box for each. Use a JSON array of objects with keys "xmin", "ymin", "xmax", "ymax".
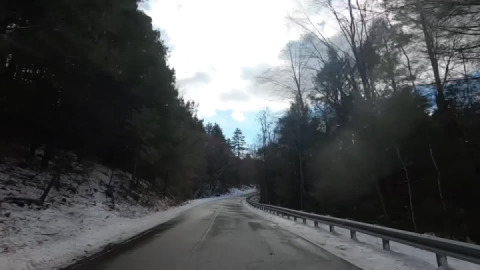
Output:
[{"xmin": 246, "ymin": 194, "xmax": 480, "ymax": 268}]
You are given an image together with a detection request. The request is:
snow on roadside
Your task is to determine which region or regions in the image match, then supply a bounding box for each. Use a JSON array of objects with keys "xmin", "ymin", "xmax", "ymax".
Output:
[
  {"xmin": 0, "ymin": 157, "xmax": 255, "ymax": 270},
  {"xmin": 244, "ymin": 200, "xmax": 480, "ymax": 270},
  {"xmin": 0, "ymin": 187, "xmax": 255, "ymax": 270}
]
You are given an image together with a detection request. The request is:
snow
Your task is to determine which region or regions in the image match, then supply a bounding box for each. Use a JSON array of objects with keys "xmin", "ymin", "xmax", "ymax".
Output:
[
  {"xmin": 0, "ymin": 158, "xmax": 255, "ymax": 270},
  {"xmin": 245, "ymin": 200, "xmax": 480, "ymax": 270}
]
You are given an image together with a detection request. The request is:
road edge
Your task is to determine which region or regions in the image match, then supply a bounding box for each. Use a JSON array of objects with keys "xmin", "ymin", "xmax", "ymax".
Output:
[
  {"xmin": 242, "ymin": 198, "xmax": 364, "ymax": 270},
  {"xmin": 61, "ymin": 191, "xmax": 256, "ymax": 270}
]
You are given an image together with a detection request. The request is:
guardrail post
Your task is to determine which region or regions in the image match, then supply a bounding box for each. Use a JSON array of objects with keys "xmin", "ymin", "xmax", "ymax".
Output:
[
  {"xmin": 382, "ymin": 239, "xmax": 390, "ymax": 251},
  {"xmin": 436, "ymin": 254, "xmax": 448, "ymax": 268},
  {"xmin": 350, "ymin": 230, "xmax": 357, "ymax": 240},
  {"xmin": 246, "ymin": 196, "xmax": 480, "ymax": 266}
]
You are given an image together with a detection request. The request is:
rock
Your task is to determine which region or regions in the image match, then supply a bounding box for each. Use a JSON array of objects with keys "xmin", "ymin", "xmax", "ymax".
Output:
[{"xmin": 4, "ymin": 212, "xmax": 11, "ymax": 218}]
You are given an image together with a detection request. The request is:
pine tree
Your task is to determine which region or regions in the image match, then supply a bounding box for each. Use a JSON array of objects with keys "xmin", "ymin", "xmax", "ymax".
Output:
[{"xmin": 231, "ymin": 128, "xmax": 246, "ymax": 159}]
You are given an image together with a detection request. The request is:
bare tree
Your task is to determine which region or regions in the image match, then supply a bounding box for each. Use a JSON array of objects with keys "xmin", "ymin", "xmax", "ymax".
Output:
[
  {"xmin": 259, "ymin": 41, "xmax": 314, "ymax": 108},
  {"xmin": 319, "ymin": 0, "xmax": 376, "ymax": 100},
  {"xmin": 258, "ymin": 41, "xmax": 313, "ymax": 209},
  {"xmin": 414, "ymin": 0, "xmax": 447, "ymax": 111},
  {"xmin": 257, "ymin": 108, "xmax": 275, "ymax": 204},
  {"xmin": 383, "ymin": 0, "xmax": 480, "ymax": 111},
  {"xmin": 257, "ymin": 108, "xmax": 275, "ymax": 152}
]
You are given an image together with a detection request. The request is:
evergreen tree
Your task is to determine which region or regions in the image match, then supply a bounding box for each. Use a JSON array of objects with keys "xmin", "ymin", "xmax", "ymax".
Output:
[
  {"xmin": 0, "ymin": 0, "xmax": 228, "ymax": 202},
  {"xmin": 231, "ymin": 128, "xmax": 246, "ymax": 158}
]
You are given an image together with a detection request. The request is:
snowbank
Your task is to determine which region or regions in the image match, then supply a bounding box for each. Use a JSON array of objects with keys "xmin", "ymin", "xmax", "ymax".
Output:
[
  {"xmin": 0, "ymin": 158, "xmax": 255, "ymax": 270},
  {"xmin": 245, "ymin": 200, "xmax": 480, "ymax": 270}
]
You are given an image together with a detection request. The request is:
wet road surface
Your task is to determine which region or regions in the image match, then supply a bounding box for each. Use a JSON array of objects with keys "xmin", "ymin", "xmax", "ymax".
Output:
[{"xmin": 72, "ymin": 196, "xmax": 359, "ymax": 270}]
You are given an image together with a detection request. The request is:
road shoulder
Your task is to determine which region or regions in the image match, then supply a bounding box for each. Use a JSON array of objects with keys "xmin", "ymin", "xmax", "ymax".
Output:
[{"xmin": 243, "ymin": 199, "xmax": 439, "ymax": 270}]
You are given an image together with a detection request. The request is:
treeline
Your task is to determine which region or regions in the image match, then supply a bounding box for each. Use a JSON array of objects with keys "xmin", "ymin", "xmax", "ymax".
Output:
[
  {"xmin": 256, "ymin": 0, "xmax": 480, "ymax": 242},
  {"xmin": 0, "ymin": 0, "xmax": 254, "ymax": 202}
]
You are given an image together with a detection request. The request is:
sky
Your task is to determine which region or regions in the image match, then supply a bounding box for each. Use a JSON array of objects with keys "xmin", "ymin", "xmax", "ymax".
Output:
[{"xmin": 141, "ymin": 0, "xmax": 308, "ymax": 144}]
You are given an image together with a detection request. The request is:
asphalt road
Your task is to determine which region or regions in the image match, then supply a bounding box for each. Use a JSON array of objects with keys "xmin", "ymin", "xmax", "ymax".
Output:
[{"xmin": 73, "ymin": 196, "xmax": 359, "ymax": 270}]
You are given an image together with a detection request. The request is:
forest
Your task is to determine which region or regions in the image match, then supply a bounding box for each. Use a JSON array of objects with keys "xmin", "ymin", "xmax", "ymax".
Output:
[
  {"xmin": 0, "ymin": 0, "xmax": 256, "ymax": 205},
  {"xmin": 255, "ymin": 0, "xmax": 480, "ymax": 243},
  {"xmin": 1, "ymin": 0, "xmax": 480, "ymax": 246}
]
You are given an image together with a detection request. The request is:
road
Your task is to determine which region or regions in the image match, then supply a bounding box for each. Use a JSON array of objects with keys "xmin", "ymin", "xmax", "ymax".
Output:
[{"xmin": 72, "ymin": 196, "xmax": 358, "ymax": 270}]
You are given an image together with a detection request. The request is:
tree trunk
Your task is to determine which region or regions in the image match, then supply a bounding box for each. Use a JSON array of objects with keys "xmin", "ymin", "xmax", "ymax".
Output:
[
  {"xmin": 416, "ymin": 0, "xmax": 447, "ymax": 112},
  {"xmin": 27, "ymin": 143, "xmax": 38, "ymax": 162},
  {"xmin": 355, "ymin": 50, "xmax": 373, "ymax": 100},
  {"xmin": 400, "ymin": 44, "xmax": 417, "ymax": 90},
  {"xmin": 108, "ymin": 168, "xmax": 114, "ymax": 186},
  {"xmin": 346, "ymin": 0, "xmax": 372, "ymax": 101},
  {"xmin": 429, "ymin": 144, "xmax": 447, "ymax": 211},
  {"xmin": 163, "ymin": 170, "xmax": 169, "ymax": 198},
  {"xmin": 131, "ymin": 156, "xmax": 139, "ymax": 190},
  {"xmin": 41, "ymin": 144, "xmax": 52, "ymax": 170},
  {"xmin": 298, "ymin": 152, "xmax": 305, "ymax": 210},
  {"xmin": 376, "ymin": 182, "xmax": 390, "ymax": 222},
  {"xmin": 395, "ymin": 145, "xmax": 418, "ymax": 232},
  {"xmin": 262, "ymin": 151, "xmax": 268, "ymax": 204},
  {"xmin": 461, "ymin": 52, "xmax": 472, "ymax": 108},
  {"xmin": 39, "ymin": 174, "xmax": 59, "ymax": 203},
  {"xmin": 382, "ymin": 34, "xmax": 398, "ymax": 93},
  {"xmin": 132, "ymin": 157, "xmax": 137, "ymax": 182}
]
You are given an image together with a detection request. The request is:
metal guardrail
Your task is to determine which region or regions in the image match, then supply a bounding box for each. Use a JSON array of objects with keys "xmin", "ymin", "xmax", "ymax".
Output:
[{"xmin": 246, "ymin": 194, "xmax": 480, "ymax": 268}]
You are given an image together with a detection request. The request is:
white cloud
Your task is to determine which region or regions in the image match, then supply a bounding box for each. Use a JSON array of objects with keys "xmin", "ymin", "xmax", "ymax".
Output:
[
  {"xmin": 143, "ymin": 0, "xmax": 302, "ymax": 118},
  {"xmin": 231, "ymin": 111, "xmax": 246, "ymax": 122}
]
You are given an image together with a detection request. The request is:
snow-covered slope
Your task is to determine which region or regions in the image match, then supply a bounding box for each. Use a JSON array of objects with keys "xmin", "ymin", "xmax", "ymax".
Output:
[{"xmin": 0, "ymin": 158, "xmax": 255, "ymax": 270}]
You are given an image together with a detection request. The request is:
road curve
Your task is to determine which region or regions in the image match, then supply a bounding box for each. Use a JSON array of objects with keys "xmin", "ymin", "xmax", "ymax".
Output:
[{"xmin": 72, "ymin": 196, "xmax": 359, "ymax": 270}]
